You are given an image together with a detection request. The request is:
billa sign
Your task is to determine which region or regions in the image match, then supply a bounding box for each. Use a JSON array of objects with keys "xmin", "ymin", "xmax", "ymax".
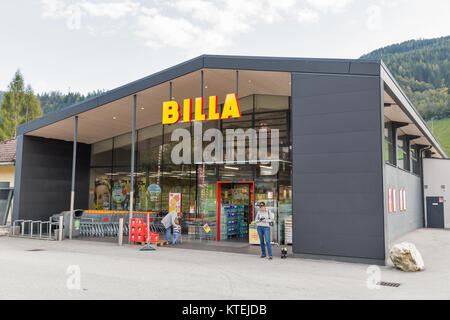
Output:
[{"xmin": 162, "ymin": 93, "xmax": 241, "ymax": 124}]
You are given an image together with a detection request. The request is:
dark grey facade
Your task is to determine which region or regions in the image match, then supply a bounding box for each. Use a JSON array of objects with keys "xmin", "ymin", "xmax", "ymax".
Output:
[
  {"xmin": 12, "ymin": 55, "xmax": 447, "ymax": 265},
  {"xmin": 13, "ymin": 136, "xmax": 90, "ymax": 221},
  {"xmin": 292, "ymin": 73, "xmax": 385, "ymax": 264}
]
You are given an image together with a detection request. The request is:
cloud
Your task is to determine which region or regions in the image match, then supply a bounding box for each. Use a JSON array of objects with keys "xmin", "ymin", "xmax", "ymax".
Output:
[
  {"xmin": 297, "ymin": 8, "xmax": 320, "ymax": 23},
  {"xmin": 304, "ymin": 0, "xmax": 353, "ymax": 12},
  {"xmin": 42, "ymin": 0, "xmax": 67, "ymax": 18},
  {"xmin": 78, "ymin": 0, "xmax": 140, "ymax": 19},
  {"xmin": 40, "ymin": 0, "xmax": 352, "ymax": 54}
]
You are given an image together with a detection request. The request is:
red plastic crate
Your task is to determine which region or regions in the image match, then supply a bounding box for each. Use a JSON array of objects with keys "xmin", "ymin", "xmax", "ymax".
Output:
[{"xmin": 150, "ymin": 233, "xmax": 159, "ymax": 243}]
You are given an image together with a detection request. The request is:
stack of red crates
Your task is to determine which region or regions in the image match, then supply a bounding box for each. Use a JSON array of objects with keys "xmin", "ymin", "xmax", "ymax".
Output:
[{"xmin": 129, "ymin": 217, "xmax": 159, "ymax": 243}]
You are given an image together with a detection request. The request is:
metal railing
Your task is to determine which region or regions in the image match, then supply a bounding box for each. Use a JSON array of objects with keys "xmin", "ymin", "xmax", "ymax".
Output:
[{"xmin": 11, "ymin": 218, "xmax": 56, "ymax": 240}]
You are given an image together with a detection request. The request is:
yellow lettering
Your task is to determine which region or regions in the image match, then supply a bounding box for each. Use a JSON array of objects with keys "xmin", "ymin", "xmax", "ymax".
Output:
[
  {"xmin": 183, "ymin": 99, "xmax": 192, "ymax": 122},
  {"xmin": 163, "ymin": 93, "xmax": 241, "ymax": 123},
  {"xmin": 221, "ymin": 93, "xmax": 241, "ymax": 119},
  {"xmin": 208, "ymin": 96, "xmax": 221, "ymax": 120},
  {"xmin": 194, "ymin": 97, "xmax": 206, "ymax": 121},
  {"xmin": 162, "ymin": 101, "xmax": 181, "ymax": 124}
]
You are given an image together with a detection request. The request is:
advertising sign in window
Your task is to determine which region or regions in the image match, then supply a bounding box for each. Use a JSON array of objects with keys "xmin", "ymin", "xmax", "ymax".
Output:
[{"xmin": 169, "ymin": 192, "xmax": 182, "ymax": 213}]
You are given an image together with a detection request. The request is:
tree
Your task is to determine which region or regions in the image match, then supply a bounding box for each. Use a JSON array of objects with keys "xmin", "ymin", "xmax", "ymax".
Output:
[
  {"xmin": 0, "ymin": 70, "xmax": 42, "ymax": 140},
  {"xmin": 22, "ymin": 85, "xmax": 42, "ymax": 123}
]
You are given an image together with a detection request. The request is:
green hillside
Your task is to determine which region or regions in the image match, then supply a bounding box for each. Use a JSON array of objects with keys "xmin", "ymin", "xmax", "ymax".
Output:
[
  {"xmin": 427, "ymin": 117, "xmax": 450, "ymax": 155},
  {"xmin": 361, "ymin": 36, "xmax": 450, "ymax": 121}
]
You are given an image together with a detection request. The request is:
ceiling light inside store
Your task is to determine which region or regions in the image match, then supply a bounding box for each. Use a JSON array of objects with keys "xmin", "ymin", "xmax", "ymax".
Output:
[{"xmin": 224, "ymin": 166, "xmax": 239, "ymax": 170}]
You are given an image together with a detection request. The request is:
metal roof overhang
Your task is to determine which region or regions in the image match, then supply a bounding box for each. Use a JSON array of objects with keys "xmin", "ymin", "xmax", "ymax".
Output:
[
  {"xmin": 16, "ymin": 55, "xmax": 381, "ymax": 143},
  {"xmin": 16, "ymin": 54, "xmax": 445, "ymax": 158}
]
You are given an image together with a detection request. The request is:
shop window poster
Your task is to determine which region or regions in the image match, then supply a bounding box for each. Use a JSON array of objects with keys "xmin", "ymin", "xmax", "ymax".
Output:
[
  {"xmin": 169, "ymin": 192, "xmax": 181, "ymax": 213},
  {"xmin": 94, "ymin": 179, "xmax": 111, "ymax": 210},
  {"xmin": 112, "ymin": 180, "xmax": 130, "ymax": 210}
]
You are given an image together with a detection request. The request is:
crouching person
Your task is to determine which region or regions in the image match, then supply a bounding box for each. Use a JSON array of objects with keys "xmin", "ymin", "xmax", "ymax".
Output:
[{"xmin": 162, "ymin": 211, "xmax": 183, "ymax": 244}]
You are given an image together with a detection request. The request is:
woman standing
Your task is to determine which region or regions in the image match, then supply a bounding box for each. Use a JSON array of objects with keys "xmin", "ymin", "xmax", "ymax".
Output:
[{"xmin": 255, "ymin": 202, "xmax": 274, "ymax": 260}]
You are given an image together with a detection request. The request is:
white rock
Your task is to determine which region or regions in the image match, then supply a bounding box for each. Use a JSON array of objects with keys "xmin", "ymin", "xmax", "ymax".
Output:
[
  {"xmin": 0, "ymin": 227, "xmax": 9, "ymax": 237},
  {"xmin": 389, "ymin": 242, "xmax": 424, "ymax": 272}
]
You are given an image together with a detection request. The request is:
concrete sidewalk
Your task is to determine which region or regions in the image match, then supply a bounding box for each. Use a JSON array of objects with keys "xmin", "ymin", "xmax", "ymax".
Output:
[{"xmin": 0, "ymin": 228, "xmax": 449, "ymax": 299}]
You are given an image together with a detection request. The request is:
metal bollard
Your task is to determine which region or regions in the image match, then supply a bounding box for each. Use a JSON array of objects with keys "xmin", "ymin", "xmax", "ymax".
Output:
[
  {"xmin": 118, "ymin": 218, "xmax": 124, "ymax": 246},
  {"xmin": 48, "ymin": 219, "xmax": 52, "ymax": 240},
  {"xmin": 58, "ymin": 216, "xmax": 63, "ymax": 241}
]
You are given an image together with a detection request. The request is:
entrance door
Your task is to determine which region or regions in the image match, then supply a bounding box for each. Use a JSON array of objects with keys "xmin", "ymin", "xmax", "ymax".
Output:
[
  {"xmin": 216, "ymin": 181, "xmax": 254, "ymax": 241},
  {"xmin": 426, "ymin": 196, "xmax": 445, "ymax": 228}
]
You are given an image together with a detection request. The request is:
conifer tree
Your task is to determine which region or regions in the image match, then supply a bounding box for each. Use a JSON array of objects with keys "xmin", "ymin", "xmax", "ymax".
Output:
[{"xmin": 0, "ymin": 70, "xmax": 42, "ymax": 140}]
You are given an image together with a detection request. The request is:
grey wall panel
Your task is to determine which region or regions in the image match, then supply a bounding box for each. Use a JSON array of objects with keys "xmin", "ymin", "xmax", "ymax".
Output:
[
  {"xmin": 293, "ymin": 110, "xmax": 381, "ymax": 135},
  {"xmin": 349, "ymin": 61, "xmax": 381, "ymax": 75},
  {"xmin": 293, "ymin": 131, "xmax": 381, "ymax": 154},
  {"xmin": 12, "ymin": 134, "xmax": 24, "ymax": 222},
  {"xmin": 204, "ymin": 56, "xmax": 380, "ymax": 76},
  {"xmin": 292, "ymin": 72, "xmax": 385, "ymax": 262},
  {"xmin": 15, "ymin": 136, "xmax": 91, "ymax": 221},
  {"xmin": 295, "ymin": 152, "xmax": 380, "ymax": 174},
  {"xmin": 205, "ymin": 56, "xmax": 351, "ymax": 74},
  {"xmin": 384, "ymin": 165, "xmax": 423, "ymax": 242}
]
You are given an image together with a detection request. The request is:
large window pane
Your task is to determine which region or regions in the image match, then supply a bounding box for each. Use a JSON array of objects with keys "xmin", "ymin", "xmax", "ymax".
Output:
[
  {"xmin": 89, "ymin": 167, "xmax": 112, "ymax": 210},
  {"xmin": 113, "ymin": 133, "xmax": 133, "ymax": 167},
  {"xmin": 397, "ymin": 136, "xmax": 409, "ymax": 170},
  {"xmin": 90, "ymin": 138, "xmax": 113, "ymax": 167},
  {"xmin": 255, "ymin": 95, "xmax": 289, "ymax": 112},
  {"xmin": 411, "ymin": 146, "xmax": 419, "ymax": 175},
  {"xmin": 384, "ymin": 122, "xmax": 394, "ymax": 165}
]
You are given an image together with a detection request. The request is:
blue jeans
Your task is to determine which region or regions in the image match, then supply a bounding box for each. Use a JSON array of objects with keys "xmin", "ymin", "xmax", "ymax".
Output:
[
  {"xmin": 165, "ymin": 227, "xmax": 173, "ymax": 244},
  {"xmin": 257, "ymin": 226, "xmax": 272, "ymax": 257},
  {"xmin": 173, "ymin": 232, "xmax": 179, "ymax": 244}
]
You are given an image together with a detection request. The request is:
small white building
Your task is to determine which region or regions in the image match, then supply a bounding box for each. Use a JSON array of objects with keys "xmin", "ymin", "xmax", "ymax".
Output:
[{"xmin": 423, "ymin": 158, "xmax": 450, "ymax": 228}]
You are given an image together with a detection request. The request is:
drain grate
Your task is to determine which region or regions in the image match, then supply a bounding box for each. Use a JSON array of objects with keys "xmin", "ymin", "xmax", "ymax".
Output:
[
  {"xmin": 377, "ymin": 281, "xmax": 400, "ymax": 288},
  {"xmin": 26, "ymin": 249, "xmax": 45, "ymax": 252}
]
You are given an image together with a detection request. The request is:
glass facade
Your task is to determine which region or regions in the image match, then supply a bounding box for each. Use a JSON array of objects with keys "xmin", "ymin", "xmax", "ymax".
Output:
[
  {"xmin": 384, "ymin": 122, "xmax": 395, "ymax": 165},
  {"xmin": 88, "ymin": 77, "xmax": 293, "ymax": 243},
  {"xmin": 384, "ymin": 121, "xmax": 421, "ymax": 176},
  {"xmin": 397, "ymin": 136, "xmax": 409, "ymax": 170},
  {"xmin": 410, "ymin": 145, "xmax": 420, "ymax": 175}
]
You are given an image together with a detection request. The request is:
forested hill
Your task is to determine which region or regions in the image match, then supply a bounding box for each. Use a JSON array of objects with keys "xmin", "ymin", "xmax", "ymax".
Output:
[
  {"xmin": 361, "ymin": 36, "xmax": 450, "ymax": 121},
  {"xmin": 37, "ymin": 90, "xmax": 105, "ymax": 115}
]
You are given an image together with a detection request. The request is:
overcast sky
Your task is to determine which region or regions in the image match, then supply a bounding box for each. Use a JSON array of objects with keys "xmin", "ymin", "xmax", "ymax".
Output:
[{"xmin": 1, "ymin": 0, "xmax": 449, "ymax": 94}]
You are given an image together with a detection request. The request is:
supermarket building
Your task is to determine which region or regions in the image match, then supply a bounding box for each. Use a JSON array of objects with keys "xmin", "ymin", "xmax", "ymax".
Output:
[{"xmin": 12, "ymin": 55, "xmax": 448, "ymax": 265}]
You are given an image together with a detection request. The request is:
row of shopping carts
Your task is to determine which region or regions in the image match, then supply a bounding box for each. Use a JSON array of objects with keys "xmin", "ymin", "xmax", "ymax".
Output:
[
  {"xmin": 79, "ymin": 212, "xmax": 167, "ymax": 238},
  {"xmin": 11, "ymin": 210, "xmax": 186, "ymax": 240}
]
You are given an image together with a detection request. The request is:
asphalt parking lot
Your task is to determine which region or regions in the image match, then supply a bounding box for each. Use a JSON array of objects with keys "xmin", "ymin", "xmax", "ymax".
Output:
[{"xmin": 0, "ymin": 228, "xmax": 449, "ymax": 299}]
